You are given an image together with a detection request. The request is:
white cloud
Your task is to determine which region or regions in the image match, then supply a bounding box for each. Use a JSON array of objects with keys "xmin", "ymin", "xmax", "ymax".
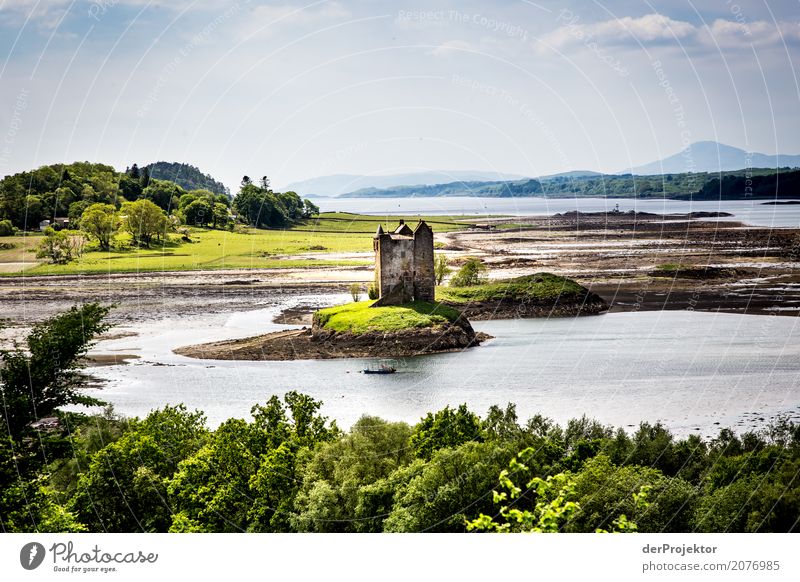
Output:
[
  {"xmin": 541, "ymin": 13, "xmax": 694, "ymax": 49},
  {"xmin": 594, "ymin": 14, "xmax": 695, "ymax": 42},
  {"xmin": 706, "ymin": 19, "xmax": 800, "ymax": 48},
  {"xmin": 540, "ymin": 12, "xmax": 799, "ymax": 52},
  {"xmin": 0, "ymin": 0, "xmax": 71, "ymax": 31},
  {"xmin": 429, "ymin": 39, "xmax": 473, "ymax": 58}
]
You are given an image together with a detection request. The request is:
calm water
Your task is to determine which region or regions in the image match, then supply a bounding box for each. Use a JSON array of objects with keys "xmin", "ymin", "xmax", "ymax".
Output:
[
  {"xmin": 82, "ymin": 297, "xmax": 800, "ymax": 438},
  {"xmin": 317, "ymin": 197, "xmax": 800, "ymax": 228}
]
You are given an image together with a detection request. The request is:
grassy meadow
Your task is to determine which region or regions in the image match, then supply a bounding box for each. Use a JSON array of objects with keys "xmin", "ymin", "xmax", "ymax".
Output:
[
  {"xmin": 436, "ymin": 273, "xmax": 587, "ymax": 303},
  {"xmin": 0, "ymin": 212, "xmax": 467, "ymax": 276},
  {"xmin": 313, "ymin": 299, "xmax": 462, "ymax": 334}
]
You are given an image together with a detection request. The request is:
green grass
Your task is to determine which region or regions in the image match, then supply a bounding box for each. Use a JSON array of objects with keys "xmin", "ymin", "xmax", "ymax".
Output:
[
  {"xmin": 436, "ymin": 273, "xmax": 587, "ymax": 304},
  {"xmin": 0, "ymin": 213, "xmax": 471, "ymax": 276},
  {"xmin": 655, "ymin": 263, "xmax": 687, "ymax": 272},
  {"xmin": 302, "ymin": 212, "xmax": 468, "ymax": 234},
  {"xmin": 313, "ymin": 300, "xmax": 462, "ymax": 334}
]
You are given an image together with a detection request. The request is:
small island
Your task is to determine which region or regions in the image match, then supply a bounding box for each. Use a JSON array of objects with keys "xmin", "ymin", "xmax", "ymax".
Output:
[
  {"xmin": 175, "ymin": 221, "xmax": 606, "ymax": 361},
  {"xmin": 438, "ymin": 272, "xmax": 607, "ymax": 319},
  {"xmin": 176, "ymin": 298, "xmax": 486, "ymax": 361}
]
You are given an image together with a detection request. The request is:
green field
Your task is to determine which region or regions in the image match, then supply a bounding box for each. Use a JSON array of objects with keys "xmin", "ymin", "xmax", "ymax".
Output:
[
  {"xmin": 0, "ymin": 213, "xmax": 468, "ymax": 276},
  {"xmin": 313, "ymin": 299, "xmax": 462, "ymax": 334},
  {"xmin": 436, "ymin": 273, "xmax": 587, "ymax": 303}
]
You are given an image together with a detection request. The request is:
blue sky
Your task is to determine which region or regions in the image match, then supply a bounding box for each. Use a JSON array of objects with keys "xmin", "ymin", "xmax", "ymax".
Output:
[{"xmin": 1, "ymin": 0, "xmax": 798, "ymax": 190}]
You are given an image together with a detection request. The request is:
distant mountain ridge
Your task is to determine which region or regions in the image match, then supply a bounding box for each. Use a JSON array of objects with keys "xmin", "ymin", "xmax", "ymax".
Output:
[
  {"xmin": 343, "ymin": 170, "xmax": 603, "ymax": 198},
  {"xmin": 282, "ymin": 170, "xmax": 528, "ymax": 197},
  {"xmin": 626, "ymin": 141, "xmax": 800, "ymax": 175},
  {"xmin": 340, "ymin": 167, "xmax": 792, "ymax": 199}
]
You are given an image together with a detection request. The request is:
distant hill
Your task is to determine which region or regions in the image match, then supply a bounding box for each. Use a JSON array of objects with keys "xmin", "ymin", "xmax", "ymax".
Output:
[
  {"xmin": 144, "ymin": 162, "xmax": 229, "ymax": 197},
  {"xmin": 539, "ymin": 170, "xmax": 603, "ymax": 179},
  {"xmin": 347, "ymin": 179, "xmax": 541, "ymax": 198},
  {"xmin": 342, "ymin": 167, "xmax": 787, "ymax": 199},
  {"xmin": 627, "ymin": 141, "xmax": 800, "ymax": 175},
  {"xmin": 282, "ymin": 170, "xmax": 528, "ymax": 197},
  {"xmin": 676, "ymin": 168, "xmax": 800, "ymax": 200}
]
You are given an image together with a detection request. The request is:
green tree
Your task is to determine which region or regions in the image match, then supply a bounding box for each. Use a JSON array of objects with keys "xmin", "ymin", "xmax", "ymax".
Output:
[
  {"xmin": 184, "ymin": 199, "xmax": 213, "ymax": 226},
  {"xmin": 187, "ymin": 189, "xmax": 216, "ymax": 203},
  {"xmin": 233, "ymin": 183, "xmax": 267, "ymax": 227},
  {"xmin": 79, "ymin": 203, "xmax": 119, "ymax": 251},
  {"xmin": 482, "ymin": 403, "xmax": 524, "ymax": 443},
  {"xmin": 24, "ymin": 194, "xmax": 45, "ymax": 229},
  {"xmin": 128, "ymin": 163, "xmax": 140, "ymax": 180},
  {"xmin": 303, "ymin": 199, "xmax": 320, "ymax": 217},
  {"xmin": 212, "ymin": 202, "xmax": 232, "ymax": 229},
  {"xmin": 0, "ymin": 438, "xmax": 87, "ymax": 533},
  {"xmin": 178, "ymin": 192, "xmax": 198, "ymax": 211},
  {"xmin": 167, "ymin": 418, "xmax": 260, "ymax": 532},
  {"xmin": 168, "ymin": 392, "xmax": 338, "ymax": 533},
  {"xmin": 434, "ymin": 254, "xmax": 451, "ymax": 285},
  {"xmin": 466, "ymin": 453, "xmax": 581, "ymax": 533},
  {"xmin": 52, "ymin": 186, "xmax": 75, "ymax": 216},
  {"xmin": 409, "ymin": 404, "xmax": 484, "ymax": 460},
  {"xmin": 67, "ymin": 200, "xmax": 91, "ymax": 224},
  {"xmin": 48, "ymin": 407, "xmax": 131, "ymax": 502},
  {"xmin": 383, "ymin": 441, "xmax": 514, "ymax": 532},
  {"xmin": 450, "ymin": 257, "xmax": 488, "ymax": 287},
  {"xmin": 118, "ymin": 174, "xmax": 143, "ymax": 201},
  {"xmin": 122, "ymin": 199, "xmax": 169, "ymax": 246},
  {"xmin": 70, "ymin": 405, "xmax": 208, "ymax": 532},
  {"xmin": 141, "ymin": 179, "xmax": 184, "ymax": 211},
  {"xmin": 692, "ymin": 448, "xmax": 800, "ymax": 532},
  {"xmin": 292, "ymin": 416, "xmax": 413, "ymax": 532},
  {"xmin": 35, "ymin": 228, "xmax": 87, "ymax": 264},
  {"xmin": 232, "ymin": 183, "xmax": 300, "ymax": 228},
  {"xmin": 0, "ymin": 219, "xmax": 14, "ymax": 236},
  {"xmin": 367, "ymin": 283, "xmax": 379, "ymax": 300},
  {"xmin": 466, "ymin": 450, "xmax": 654, "ymax": 533},
  {"xmin": 0, "ymin": 304, "xmax": 111, "ymax": 441},
  {"xmin": 568, "ymin": 454, "xmax": 694, "ymax": 532}
]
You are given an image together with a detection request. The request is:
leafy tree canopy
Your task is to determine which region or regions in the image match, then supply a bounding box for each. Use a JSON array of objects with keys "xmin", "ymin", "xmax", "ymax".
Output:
[{"xmin": 0, "ymin": 303, "xmax": 111, "ymax": 441}]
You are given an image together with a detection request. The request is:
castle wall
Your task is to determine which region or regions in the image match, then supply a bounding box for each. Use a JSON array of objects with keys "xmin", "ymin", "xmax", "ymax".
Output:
[
  {"xmin": 373, "ymin": 221, "xmax": 436, "ymax": 305},
  {"xmin": 413, "ymin": 225, "xmax": 435, "ymax": 301},
  {"xmin": 376, "ymin": 236, "xmax": 415, "ymax": 304}
]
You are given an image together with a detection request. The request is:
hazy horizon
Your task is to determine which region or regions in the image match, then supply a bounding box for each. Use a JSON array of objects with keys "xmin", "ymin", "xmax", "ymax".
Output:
[{"xmin": 1, "ymin": 0, "xmax": 798, "ymax": 192}]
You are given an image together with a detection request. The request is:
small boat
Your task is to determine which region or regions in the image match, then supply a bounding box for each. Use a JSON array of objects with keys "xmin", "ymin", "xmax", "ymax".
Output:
[{"xmin": 362, "ymin": 363, "xmax": 396, "ymax": 374}]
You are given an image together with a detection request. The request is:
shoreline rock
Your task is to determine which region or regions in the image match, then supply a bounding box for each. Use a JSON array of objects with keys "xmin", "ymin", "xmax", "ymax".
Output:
[
  {"xmin": 175, "ymin": 320, "xmax": 491, "ymax": 361},
  {"xmin": 175, "ymin": 292, "xmax": 607, "ymax": 361}
]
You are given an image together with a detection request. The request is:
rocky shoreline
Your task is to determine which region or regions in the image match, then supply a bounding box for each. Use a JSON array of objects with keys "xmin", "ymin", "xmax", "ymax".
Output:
[
  {"xmin": 175, "ymin": 318, "xmax": 490, "ymax": 361},
  {"xmin": 174, "ymin": 289, "xmax": 607, "ymax": 361}
]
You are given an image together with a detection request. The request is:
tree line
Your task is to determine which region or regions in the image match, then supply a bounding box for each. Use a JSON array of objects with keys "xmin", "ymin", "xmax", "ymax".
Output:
[
  {"xmin": 0, "ymin": 162, "xmax": 319, "ymax": 234},
  {"xmin": 346, "ymin": 168, "xmax": 795, "ymax": 199},
  {"xmin": 1, "ymin": 304, "xmax": 798, "ymax": 533},
  {"xmin": 682, "ymin": 168, "xmax": 800, "ymax": 200},
  {"xmin": 0, "ymin": 163, "xmax": 322, "ymax": 264},
  {"xmin": 233, "ymin": 176, "xmax": 318, "ymax": 228},
  {"xmin": 144, "ymin": 162, "xmax": 229, "ymax": 198}
]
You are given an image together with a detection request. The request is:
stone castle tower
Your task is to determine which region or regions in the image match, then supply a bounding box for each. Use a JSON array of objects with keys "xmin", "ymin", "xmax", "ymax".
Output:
[{"xmin": 372, "ymin": 220, "xmax": 435, "ymax": 306}]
